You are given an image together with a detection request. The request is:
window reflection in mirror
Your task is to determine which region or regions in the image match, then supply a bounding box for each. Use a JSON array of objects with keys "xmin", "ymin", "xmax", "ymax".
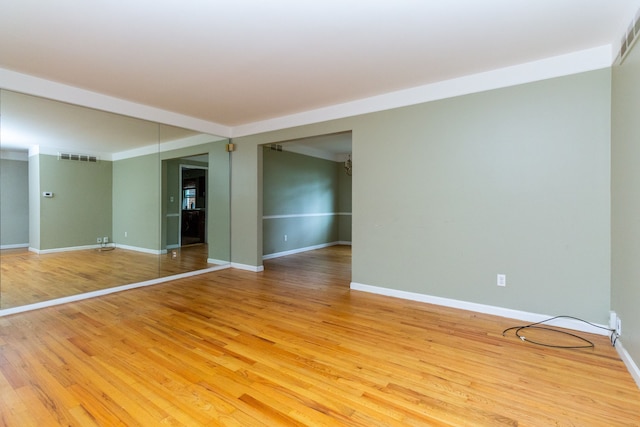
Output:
[{"xmin": 0, "ymin": 89, "xmax": 230, "ymax": 311}]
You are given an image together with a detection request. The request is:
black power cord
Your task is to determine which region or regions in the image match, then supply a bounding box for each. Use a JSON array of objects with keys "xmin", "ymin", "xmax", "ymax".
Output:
[{"xmin": 502, "ymin": 315, "xmax": 618, "ymax": 349}]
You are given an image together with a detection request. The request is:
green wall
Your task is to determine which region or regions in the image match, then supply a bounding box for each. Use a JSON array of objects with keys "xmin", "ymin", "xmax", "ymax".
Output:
[
  {"xmin": 338, "ymin": 163, "xmax": 352, "ymax": 242},
  {"xmin": 612, "ymin": 40, "xmax": 640, "ymax": 366},
  {"xmin": 207, "ymin": 141, "xmax": 231, "ymax": 263},
  {"xmin": 28, "ymin": 154, "xmax": 40, "ymax": 249},
  {"xmin": 112, "ymin": 153, "xmax": 160, "ymax": 251},
  {"xmin": 37, "ymin": 154, "xmax": 112, "ymax": 250},
  {"xmin": 263, "ymin": 149, "xmax": 350, "ymax": 255},
  {"xmin": 159, "ymin": 139, "xmax": 231, "ymax": 263},
  {"xmin": 232, "ymin": 68, "xmax": 612, "ymax": 324},
  {"xmin": 0, "ymin": 158, "xmax": 29, "ymax": 247}
]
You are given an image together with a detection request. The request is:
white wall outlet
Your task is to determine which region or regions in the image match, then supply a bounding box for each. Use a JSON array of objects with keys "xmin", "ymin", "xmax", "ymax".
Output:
[
  {"xmin": 284, "ymin": 234, "xmax": 288, "ymax": 242},
  {"xmin": 497, "ymin": 274, "xmax": 506, "ymax": 287},
  {"xmin": 616, "ymin": 317, "xmax": 622, "ymax": 336},
  {"xmin": 609, "ymin": 311, "xmax": 617, "ymax": 330},
  {"xmin": 124, "ymin": 231, "xmax": 128, "ymax": 237},
  {"xmin": 103, "ymin": 236, "xmax": 109, "ymax": 243},
  {"xmin": 97, "ymin": 237, "xmax": 102, "ymax": 243}
]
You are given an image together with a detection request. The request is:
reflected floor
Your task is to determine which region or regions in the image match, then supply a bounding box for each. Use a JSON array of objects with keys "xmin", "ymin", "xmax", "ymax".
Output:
[{"xmin": 0, "ymin": 244, "xmax": 216, "ymax": 309}]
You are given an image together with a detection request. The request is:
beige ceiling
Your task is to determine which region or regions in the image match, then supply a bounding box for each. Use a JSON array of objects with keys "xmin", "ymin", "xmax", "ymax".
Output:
[{"xmin": 1, "ymin": 1, "xmax": 639, "ymax": 136}]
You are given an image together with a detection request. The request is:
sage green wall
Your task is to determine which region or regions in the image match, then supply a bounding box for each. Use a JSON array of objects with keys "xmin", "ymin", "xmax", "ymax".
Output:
[
  {"xmin": 112, "ymin": 153, "xmax": 160, "ymax": 251},
  {"xmin": 262, "ymin": 149, "xmax": 341, "ymax": 255},
  {"xmin": 208, "ymin": 141, "xmax": 231, "ymax": 263},
  {"xmin": 612, "ymin": 40, "xmax": 640, "ymax": 365},
  {"xmin": 0, "ymin": 159, "xmax": 29, "ymax": 246},
  {"xmin": 232, "ymin": 68, "xmax": 611, "ymax": 323},
  {"xmin": 159, "ymin": 139, "xmax": 230, "ymax": 262},
  {"xmin": 28, "ymin": 154, "xmax": 40, "ymax": 249},
  {"xmin": 338, "ymin": 165, "xmax": 352, "ymax": 242},
  {"xmin": 37, "ymin": 154, "xmax": 112, "ymax": 250}
]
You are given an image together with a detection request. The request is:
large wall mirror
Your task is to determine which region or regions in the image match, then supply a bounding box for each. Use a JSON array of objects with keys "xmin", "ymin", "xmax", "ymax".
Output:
[{"xmin": 0, "ymin": 89, "xmax": 230, "ymax": 311}]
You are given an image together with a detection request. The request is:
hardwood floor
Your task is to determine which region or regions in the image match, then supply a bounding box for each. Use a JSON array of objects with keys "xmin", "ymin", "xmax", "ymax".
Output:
[
  {"xmin": 0, "ymin": 244, "xmax": 213, "ymax": 309},
  {"xmin": 0, "ymin": 245, "xmax": 639, "ymax": 426}
]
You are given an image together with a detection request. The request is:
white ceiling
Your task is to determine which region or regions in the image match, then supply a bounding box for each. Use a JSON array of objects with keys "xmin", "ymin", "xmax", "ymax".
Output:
[{"xmin": 1, "ymin": 1, "xmax": 639, "ymax": 155}]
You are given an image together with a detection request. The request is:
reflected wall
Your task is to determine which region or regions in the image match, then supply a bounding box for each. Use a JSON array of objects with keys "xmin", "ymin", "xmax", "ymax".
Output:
[{"xmin": 0, "ymin": 89, "xmax": 230, "ymax": 310}]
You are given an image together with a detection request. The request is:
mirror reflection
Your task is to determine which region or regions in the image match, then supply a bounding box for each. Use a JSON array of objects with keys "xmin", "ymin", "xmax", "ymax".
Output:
[{"xmin": 0, "ymin": 89, "xmax": 230, "ymax": 310}]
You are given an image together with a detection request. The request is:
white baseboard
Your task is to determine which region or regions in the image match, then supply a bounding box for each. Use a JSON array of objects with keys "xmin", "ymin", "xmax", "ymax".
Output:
[
  {"xmin": 115, "ymin": 243, "xmax": 162, "ymax": 255},
  {"xmin": 231, "ymin": 262, "xmax": 264, "ymax": 272},
  {"xmin": 0, "ymin": 264, "xmax": 231, "ymax": 317},
  {"xmin": 615, "ymin": 340, "xmax": 640, "ymax": 389},
  {"xmin": 350, "ymin": 282, "xmax": 611, "ymax": 336},
  {"xmin": 208, "ymin": 258, "xmax": 231, "ymax": 265},
  {"xmin": 30, "ymin": 244, "xmax": 101, "ymax": 254},
  {"xmin": 263, "ymin": 241, "xmax": 351, "ymax": 260},
  {"xmin": 352, "ymin": 282, "xmax": 640, "ymax": 390},
  {"xmin": 0, "ymin": 243, "xmax": 29, "ymax": 250}
]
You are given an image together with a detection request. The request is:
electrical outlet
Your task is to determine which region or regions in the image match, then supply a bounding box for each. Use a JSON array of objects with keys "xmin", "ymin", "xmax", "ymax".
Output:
[
  {"xmin": 124, "ymin": 231, "xmax": 128, "ymax": 237},
  {"xmin": 616, "ymin": 317, "xmax": 622, "ymax": 336},
  {"xmin": 609, "ymin": 311, "xmax": 617, "ymax": 330},
  {"xmin": 97, "ymin": 237, "xmax": 102, "ymax": 244},
  {"xmin": 103, "ymin": 236, "xmax": 109, "ymax": 243},
  {"xmin": 284, "ymin": 234, "xmax": 288, "ymax": 242},
  {"xmin": 497, "ymin": 274, "xmax": 506, "ymax": 287}
]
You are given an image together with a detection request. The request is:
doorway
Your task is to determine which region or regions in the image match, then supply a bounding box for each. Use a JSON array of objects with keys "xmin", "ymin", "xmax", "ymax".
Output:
[
  {"xmin": 261, "ymin": 131, "xmax": 352, "ymax": 278},
  {"xmin": 180, "ymin": 166, "xmax": 207, "ymax": 246}
]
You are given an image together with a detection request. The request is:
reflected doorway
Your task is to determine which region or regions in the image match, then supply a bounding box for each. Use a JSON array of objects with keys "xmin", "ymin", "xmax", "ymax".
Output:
[
  {"xmin": 180, "ymin": 166, "xmax": 207, "ymax": 246},
  {"xmin": 261, "ymin": 131, "xmax": 352, "ymax": 283}
]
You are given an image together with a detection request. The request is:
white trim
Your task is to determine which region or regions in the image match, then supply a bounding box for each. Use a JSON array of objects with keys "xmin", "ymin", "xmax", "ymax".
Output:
[
  {"xmin": 0, "ymin": 67, "xmax": 231, "ymax": 138},
  {"xmin": 231, "ymin": 262, "xmax": 264, "ymax": 272},
  {"xmin": 29, "ymin": 244, "xmax": 105, "ymax": 254},
  {"xmin": 108, "ymin": 143, "xmax": 157, "ymax": 161},
  {"xmin": 1, "ymin": 47, "xmax": 611, "ymax": 143},
  {"xmin": 111, "ymin": 134, "xmax": 225, "ymax": 161},
  {"xmin": 263, "ymin": 241, "xmax": 341, "ymax": 260},
  {"xmin": 160, "ymin": 135, "xmax": 224, "ymax": 154},
  {"xmin": 350, "ymin": 282, "xmax": 611, "ymax": 336},
  {"xmin": 115, "ymin": 243, "xmax": 163, "ymax": 255},
  {"xmin": 207, "ymin": 258, "xmax": 231, "ymax": 265},
  {"xmin": 615, "ymin": 341, "xmax": 640, "ymax": 389},
  {"xmin": 0, "ymin": 264, "xmax": 231, "ymax": 317},
  {"xmin": 0, "ymin": 243, "xmax": 29, "ymax": 250},
  {"xmin": 262, "ymin": 212, "xmax": 351, "ymax": 219},
  {"xmin": 263, "ymin": 212, "xmax": 352, "ymax": 220},
  {"xmin": 233, "ymin": 46, "xmax": 611, "ymax": 137}
]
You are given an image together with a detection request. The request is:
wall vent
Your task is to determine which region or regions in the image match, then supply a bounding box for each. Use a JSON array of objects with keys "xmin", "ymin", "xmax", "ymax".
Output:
[
  {"xmin": 616, "ymin": 9, "xmax": 640, "ymax": 65},
  {"xmin": 58, "ymin": 152, "xmax": 98, "ymax": 162}
]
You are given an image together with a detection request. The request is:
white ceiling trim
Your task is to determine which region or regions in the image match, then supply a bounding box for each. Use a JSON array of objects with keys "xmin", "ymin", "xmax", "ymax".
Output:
[
  {"xmin": 2, "ymin": 44, "xmax": 611, "ymax": 142},
  {"xmin": 232, "ymin": 45, "xmax": 612, "ymax": 137},
  {"xmin": 0, "ymin": 68, "xmax": 232, "ymax": 138}
]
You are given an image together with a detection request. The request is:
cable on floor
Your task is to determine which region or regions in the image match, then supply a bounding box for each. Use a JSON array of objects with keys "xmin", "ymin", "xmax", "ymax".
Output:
[{"xmin": 502, "ymin": 315, "xmax": 618, "ymax": 349}]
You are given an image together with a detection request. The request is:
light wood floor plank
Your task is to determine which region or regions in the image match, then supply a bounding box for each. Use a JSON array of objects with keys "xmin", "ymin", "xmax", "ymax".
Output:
[
  {"xmin": 0, "ymin": 244, "xmax": 212, "ymax": 309},
  {"xmin": 0, "ymin": 245, "xmax": 639, "ymax": 426}
]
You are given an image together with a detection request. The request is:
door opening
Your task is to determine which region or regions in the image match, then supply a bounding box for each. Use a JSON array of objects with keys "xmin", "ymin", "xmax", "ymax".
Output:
[{"xmin": 180, "ymin": 166, "xmax": 207, "ymax": 246}]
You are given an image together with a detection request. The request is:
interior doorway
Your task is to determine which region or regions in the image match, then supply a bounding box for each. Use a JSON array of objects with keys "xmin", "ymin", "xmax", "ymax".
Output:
[
  {"xmin": 180, "ymin": 166, "xmax": 207, "ymax": 246},
  {"xmin": 261, "ymin": 131, "xmax": 352, "ymax": 282}
]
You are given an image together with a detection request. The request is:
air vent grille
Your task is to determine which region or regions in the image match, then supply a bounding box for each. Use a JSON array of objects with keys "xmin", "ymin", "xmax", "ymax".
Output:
[
  {"xmin": 58, "ymin": 152, "xmax": 98, "ymax": 162},
  {"xmin": 617, "ymin": 10, "xmax": 640, "ymax": 65}
]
